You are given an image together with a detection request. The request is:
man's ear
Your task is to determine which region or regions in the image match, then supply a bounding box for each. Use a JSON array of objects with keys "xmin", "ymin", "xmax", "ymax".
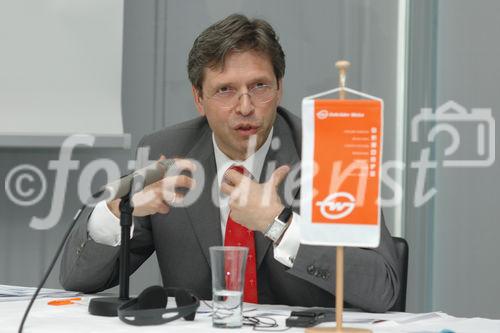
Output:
[{"xmin": 192, "ymin": 85, "xmax": 205, "ymax": 116}]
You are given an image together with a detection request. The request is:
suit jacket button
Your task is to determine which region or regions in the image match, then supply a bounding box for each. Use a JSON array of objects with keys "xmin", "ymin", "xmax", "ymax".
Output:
[{"xmin": 307, "ymin": 265, "xmax": 315, "ymax": 275}]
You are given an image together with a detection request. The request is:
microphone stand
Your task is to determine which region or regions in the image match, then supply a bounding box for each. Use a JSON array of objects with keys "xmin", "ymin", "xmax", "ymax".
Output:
[
  {"xmin": 18, "ymin": 162, "xmax": 171, "ymax": 330},
  {"xmin": 88, "ymin": 174, "xmax": 141, "ymax": 317}
]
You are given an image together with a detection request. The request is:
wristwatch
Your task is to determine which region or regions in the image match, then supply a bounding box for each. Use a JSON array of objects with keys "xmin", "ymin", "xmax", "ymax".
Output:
[{"xmin": 264, "ymin": 206, "xmax": 293, "ymax": 243}]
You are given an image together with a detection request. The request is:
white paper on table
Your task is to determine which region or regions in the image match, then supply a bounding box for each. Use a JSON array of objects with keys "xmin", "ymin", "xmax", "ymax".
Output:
[{"xmin": 0, "ymin": 284, "xmax": 80, "ymax": 302}]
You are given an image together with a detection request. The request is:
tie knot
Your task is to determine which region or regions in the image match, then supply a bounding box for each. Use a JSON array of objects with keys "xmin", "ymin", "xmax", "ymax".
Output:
[{"xmin": 229, "ymin": 165, "xmax": 252, "ymax": 178}]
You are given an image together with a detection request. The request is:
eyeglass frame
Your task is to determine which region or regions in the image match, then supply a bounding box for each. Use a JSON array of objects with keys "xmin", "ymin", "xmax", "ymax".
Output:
[{"xmin": 204, "ymin": 82, "xmax": 280, "ymax": 110}]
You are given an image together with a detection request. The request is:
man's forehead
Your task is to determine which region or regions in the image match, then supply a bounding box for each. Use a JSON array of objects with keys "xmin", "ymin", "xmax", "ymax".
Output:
[
  {"xmin": 201, "ymin": 50, "xmax": 275, "ymax": 86},
  {"xmin": 210, "ymin": 49, "xmax": 270, "ymax": 69}
]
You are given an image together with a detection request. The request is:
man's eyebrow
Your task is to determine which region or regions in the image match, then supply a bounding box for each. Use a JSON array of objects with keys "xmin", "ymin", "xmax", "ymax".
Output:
[
  {"xmin": 212, "ymin": 81, "xmax": 235, "ymax": 89},
  {"xmin": 211, "ymin": 76, "xmax": 275, "ymax": 90},
  {"xmin": 248, "ymin": 76, "xmax": 275, "ymax": 84}
]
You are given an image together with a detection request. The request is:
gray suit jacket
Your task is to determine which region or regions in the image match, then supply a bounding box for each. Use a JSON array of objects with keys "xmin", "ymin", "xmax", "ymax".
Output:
[{"xmin": 60, "ymin": 107, "xmax": 400, "ymax": 312}]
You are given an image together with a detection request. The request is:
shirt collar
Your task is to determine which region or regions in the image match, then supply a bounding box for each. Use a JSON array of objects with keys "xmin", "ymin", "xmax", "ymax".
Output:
[{"xmin": 213, "ymin": 127, "xmax": 274, "ymax": 187}]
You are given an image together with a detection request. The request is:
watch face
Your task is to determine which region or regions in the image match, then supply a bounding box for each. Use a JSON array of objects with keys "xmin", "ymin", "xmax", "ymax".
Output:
[{"xmin": 266, "ymin": 220, "xmax": 286, "ymax": 242}]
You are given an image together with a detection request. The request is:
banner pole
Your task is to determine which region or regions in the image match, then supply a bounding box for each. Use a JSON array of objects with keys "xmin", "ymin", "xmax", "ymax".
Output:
[
  {"xmin": 335, "ymin": 245, "xmax": 344, "ymax": 329},
  {"xmin": 335, "ymin": 59, "xmax": 349, "ymax": 331},
  {"xmin": 306, "ymin": 60, "xmax": 371, "ymax": 333}
]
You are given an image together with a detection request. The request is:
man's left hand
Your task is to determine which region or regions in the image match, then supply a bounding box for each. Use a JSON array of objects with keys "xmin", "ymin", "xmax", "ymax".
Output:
[{"xmin": 220, "ymin": 165, "xmax": 290, "ymax": 233}]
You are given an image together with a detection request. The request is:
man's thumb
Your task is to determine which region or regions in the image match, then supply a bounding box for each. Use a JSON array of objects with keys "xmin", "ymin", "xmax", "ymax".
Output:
[{"xmin": 270, "ymin": 165, "xmax": 290, "ymax": 187}]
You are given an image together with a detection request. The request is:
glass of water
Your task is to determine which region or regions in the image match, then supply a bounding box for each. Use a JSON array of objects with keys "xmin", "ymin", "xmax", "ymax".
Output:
[{"xmin": 209, "ymin": 246, "xmax": 248, "ymax": 328}]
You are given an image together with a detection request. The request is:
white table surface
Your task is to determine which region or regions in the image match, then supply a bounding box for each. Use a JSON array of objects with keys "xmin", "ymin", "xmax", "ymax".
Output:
[{"xmin": 1, "ymin": 295, "xmax": 500, "ymax": 333}]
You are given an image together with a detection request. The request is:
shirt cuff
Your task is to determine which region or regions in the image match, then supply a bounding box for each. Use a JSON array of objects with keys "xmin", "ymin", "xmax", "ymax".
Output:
[
  {"xmin": 87, "ymin": 200, "xmax": 134, "ymax": 246},
  {"xmin": 273, "ymin": 212, "xmax": 301, "ymax": 267}
]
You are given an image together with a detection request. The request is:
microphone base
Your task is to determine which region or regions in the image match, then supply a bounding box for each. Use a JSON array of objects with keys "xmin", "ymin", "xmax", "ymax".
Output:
[{"xmin": 88, "ymin": 296, "xmax": 130, "ymax": 317}]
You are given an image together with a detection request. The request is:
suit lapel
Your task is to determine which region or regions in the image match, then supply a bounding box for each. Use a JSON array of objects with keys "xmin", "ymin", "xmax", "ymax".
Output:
[
  {"xmin": 184, "ymin": 124, "xmax": 222, "ymax": 268},
  {"xmin": 255, "ymin": 113, "xmax": 301, "ymax": 269},
  {"xmin": 181, "ymin": 111, "xmax": 301, "ymax": 270}
]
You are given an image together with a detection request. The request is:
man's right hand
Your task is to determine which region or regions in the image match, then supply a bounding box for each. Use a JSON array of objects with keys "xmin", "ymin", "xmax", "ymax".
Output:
[{"xmin": 107, "ymin": 157, "xmax": 196, "ymax": 218}]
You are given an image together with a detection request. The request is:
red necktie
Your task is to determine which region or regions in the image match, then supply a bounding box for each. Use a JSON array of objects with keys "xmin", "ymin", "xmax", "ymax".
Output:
[{"xmin": 223, "ymin": 165, "xmax": 258, "ymax": 303}]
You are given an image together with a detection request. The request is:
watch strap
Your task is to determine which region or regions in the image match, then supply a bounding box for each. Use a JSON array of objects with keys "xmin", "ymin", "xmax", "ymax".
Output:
[{"xmin": 277, "ymin": 206, "xmax": 293, "ymax": 224}]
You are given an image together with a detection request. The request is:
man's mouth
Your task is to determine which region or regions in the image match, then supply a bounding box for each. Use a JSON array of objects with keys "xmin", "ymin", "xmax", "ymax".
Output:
[{"xmin": 234, "ymin": 124, "xmax": 259, "ymax": 136}]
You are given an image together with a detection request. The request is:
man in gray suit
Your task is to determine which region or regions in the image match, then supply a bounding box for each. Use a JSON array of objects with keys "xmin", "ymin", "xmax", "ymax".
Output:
[{"xmin": 60, "ymin": 14, "xmax": 400, "ymax": 313}]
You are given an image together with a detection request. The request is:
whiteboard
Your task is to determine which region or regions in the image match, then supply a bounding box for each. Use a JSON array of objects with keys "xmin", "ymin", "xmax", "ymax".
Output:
[{"xmin": 0, "ymin": 0, "xmax": 124, "ymax": 135}]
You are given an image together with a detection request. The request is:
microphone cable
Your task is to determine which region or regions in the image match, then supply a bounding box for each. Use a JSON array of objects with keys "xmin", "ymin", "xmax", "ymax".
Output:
[{"xmin": 18, "ymin": 190, "xmax": 104, "ymax": 333}]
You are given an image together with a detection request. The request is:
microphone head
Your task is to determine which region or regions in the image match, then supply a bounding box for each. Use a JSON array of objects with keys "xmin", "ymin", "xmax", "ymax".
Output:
[{"xmin": 100, "ymin": 159, "xmax": 175, "ymax": 201}]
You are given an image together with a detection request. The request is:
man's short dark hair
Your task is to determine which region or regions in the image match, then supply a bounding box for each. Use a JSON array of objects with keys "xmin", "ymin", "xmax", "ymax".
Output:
[{"xmin": 188, "ymin": 14, "xmax": 285, "ymax": 95}]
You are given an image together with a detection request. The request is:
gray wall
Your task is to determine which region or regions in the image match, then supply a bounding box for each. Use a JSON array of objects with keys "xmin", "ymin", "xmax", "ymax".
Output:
[
  {"xmin": 0, "ymin": 0, "xmax": 165, "ymax": 292},
  {"xmin": 0, "ymin": 0, "xmax": 401, "ymax": 294},
  {"xmin": 403, "ymin": 0, "xmax": 500, "ymax": 318},
  {"xmin": 404, "ymin": 0, "xmax": 439, "ymax": 314},
  {"xmin": 431, "ymin": 0, "xmax": 500, "ymax": 319}
]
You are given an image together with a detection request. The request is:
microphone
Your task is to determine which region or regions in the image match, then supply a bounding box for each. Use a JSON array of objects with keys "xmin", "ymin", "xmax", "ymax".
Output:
[
  {"xmin": 19, "ymin": 158, "xmax": 177, "ymax": 330},
  {"xmin": 102, "ymin": 159, "xmax": 176, "ymax": 201}
]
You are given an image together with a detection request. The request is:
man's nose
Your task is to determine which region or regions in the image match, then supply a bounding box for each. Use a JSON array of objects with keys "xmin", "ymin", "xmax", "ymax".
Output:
[{"xmin": 236, "ymin": 93, "xmax": 254, "ymax": 116}]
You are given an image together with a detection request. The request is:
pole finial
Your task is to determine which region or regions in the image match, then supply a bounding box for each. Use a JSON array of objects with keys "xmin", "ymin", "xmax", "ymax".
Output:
[
  {"xmin": 335, "ymin": 60, "xmax": 351, "ymax": 71},
  {"xmin": 335, "ymin": 60, "xmax": 351, "ymax": 99}
]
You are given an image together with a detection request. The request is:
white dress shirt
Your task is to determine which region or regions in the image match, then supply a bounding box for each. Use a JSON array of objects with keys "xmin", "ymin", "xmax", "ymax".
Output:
[{"xmin": 87, "ymin": 127, "xmax": 301, "ymax": 267}]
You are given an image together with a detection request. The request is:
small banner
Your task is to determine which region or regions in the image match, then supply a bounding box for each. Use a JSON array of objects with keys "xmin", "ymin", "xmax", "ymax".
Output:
[{"xmin": 300, "ymin": 89, "xmax": 383, "ymax": 247}]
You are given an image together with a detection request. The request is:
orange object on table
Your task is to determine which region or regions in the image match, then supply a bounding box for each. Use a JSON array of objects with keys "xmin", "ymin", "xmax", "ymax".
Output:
[{"xmin": 48, "ymin": 297, "xmax": 81, "ymax": 306}]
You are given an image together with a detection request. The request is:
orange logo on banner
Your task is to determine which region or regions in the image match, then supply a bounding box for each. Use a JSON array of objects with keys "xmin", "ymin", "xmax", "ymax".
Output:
[{"xmin": 312, "ymin": 99, "xmax": 382, "ymax": 225}]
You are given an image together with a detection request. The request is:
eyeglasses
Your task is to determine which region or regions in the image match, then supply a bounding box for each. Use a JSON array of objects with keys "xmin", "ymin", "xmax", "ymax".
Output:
[{"xmin": 207, "ymin": 84, "xmax": 277, "ymax": 110}]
